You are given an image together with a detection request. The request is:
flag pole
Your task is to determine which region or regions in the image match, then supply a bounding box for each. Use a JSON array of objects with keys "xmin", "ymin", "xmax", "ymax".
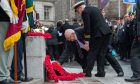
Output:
[
  {"xmin": 131, "ymin": 4, "xmax": 134, "ymax": 12},
  {"xmin": 14, "ymin": 0, "xmax": 19, "ymax": 82},
  {"xmin": 98, "ymin": 0, "xmax": 101, "ymax": 9},
  {"xmin": 118, "ymin": 0, "xmax": 121, "ymax": 18},
  {"xmin": 70, "ymin": 0, "xmax": 72, "ymax": 19},
  {"xmin": 85, "ymin": 0, "xmax": 89, "ymax": 6},
  {"xmin": 23, "ymin": 33, "xmax": 33, "ymax": 82},
  {"xmin": 14, "ymin": 42, "xmax": 18, "ymax": 84}
]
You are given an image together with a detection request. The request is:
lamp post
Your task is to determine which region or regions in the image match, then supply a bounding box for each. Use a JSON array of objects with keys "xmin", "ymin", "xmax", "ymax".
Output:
[
  {"xmin": 98, "ymin": 0, "xmax": 101, "ymax": 9},
  {"xmin": 118, "ymin": 0, "xmax": 121, "ymax": 18},
  {"xmin": 85, "ymin": 0, "xmax": 89, "ymax": 6}
]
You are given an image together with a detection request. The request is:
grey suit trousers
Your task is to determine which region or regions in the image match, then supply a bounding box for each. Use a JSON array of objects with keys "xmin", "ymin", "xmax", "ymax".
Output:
[{"xmin": 0, "ymin": 22, "xmax": 14, "ymax": 81}]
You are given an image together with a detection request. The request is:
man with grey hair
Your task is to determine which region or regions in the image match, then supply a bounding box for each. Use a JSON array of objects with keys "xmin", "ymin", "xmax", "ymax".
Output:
[{"xmin": 58, "ymin": 28, "xmax": 89, "ymax": 72}]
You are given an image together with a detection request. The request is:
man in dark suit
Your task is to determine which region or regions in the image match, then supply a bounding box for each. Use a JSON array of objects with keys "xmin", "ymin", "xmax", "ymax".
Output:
[
  {"xmin": 73, "ymin": 1, "xmax": 111, "ymax": 77},
  {"xmin": 125, "ymin": 1, "xmax": 140, "ymax": 82},
  {"xmin": 47, "ymin": 25, "xmax": 59, "ymax": 60}
]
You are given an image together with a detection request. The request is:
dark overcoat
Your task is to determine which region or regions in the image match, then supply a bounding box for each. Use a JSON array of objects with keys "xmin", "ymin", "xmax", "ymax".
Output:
[{"xmin": 131, "ymin": 0, "xmax": 140, "ymax": 57}]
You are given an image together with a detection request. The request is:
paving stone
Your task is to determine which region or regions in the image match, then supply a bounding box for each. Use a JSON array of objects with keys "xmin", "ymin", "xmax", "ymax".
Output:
[
  {"xmin": 79, "ymin": 78, "xmax": 103, "ymax": 84},
  {"xmin": 45, "ymin": 59, "xmax": 140, "ymax": 84},
  {"xmin": 21, "ymin": 79, "xmax": 43, "ymax": 84},
  {"xmin": 62, "ymin": 79, "xmax": 84, "ymax": 84}
]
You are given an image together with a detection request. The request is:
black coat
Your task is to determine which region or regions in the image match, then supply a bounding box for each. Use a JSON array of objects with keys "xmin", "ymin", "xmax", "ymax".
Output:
[
  {"xmin": 0, "ymin": 6, "xmax": 10, "ymax": 22},
  {"xmin": 47, "ymin": 28, "xmax": 58, "ymax": 45},
  {"xmin": 130, "ymin": 0, "xmax": 140, "ymax": 58},
  {"xmin": 56, "ymin": 26, "xmax": 64, "ymax": 43},
  {"xmin": 82, "ymin": 6, "xmax": 111, "ymax": 38},
  {"xmin": 125, "ymin": 20, "xmax": 136, "ymax": 45},
  {"xmin": 61, "ymin": 22, "xmax": 72, "ymax": 34},
  {"xmin": 72, "ymin": 23, "xmax": 80, "ymax": 29},
  {"xmin": 117, "ymin": 25, "xmax": 127, "ymax": 43},
  {"xmin": 136, "ymin": 0, "xmax": 140, "ymax": 36}
]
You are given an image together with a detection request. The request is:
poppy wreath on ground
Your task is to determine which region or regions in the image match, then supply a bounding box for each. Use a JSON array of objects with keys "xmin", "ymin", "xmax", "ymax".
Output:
[
  {"xmin": 52, "ymin": 61, "xmax": 85, "ymax": 78},
  {"xmin": 44, "ymin": 55, "xmax": 59, "ymax": 82},
  {"xmin": 51, "ymin": 61, "xmax": 75, "ymax": 80},
  {"xmin": 44, "ymin": 55, "xmax": 85, "ymax": 82}
]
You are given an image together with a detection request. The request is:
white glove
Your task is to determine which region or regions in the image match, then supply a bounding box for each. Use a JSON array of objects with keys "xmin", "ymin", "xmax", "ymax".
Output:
[
  {"xmin": 21, "ymin": 20, "xmax": 29, "ymax": 33},
  {"xmin": 0, "ymin": 0, "xmax": 18, "ymax": 24},
  {"xmin": 10, "ymin": 15, "xmax": 19, "ymax": 24},
  {"xmin": 21, "ymin": 15, "xmax": 29, "ymax": 33}
]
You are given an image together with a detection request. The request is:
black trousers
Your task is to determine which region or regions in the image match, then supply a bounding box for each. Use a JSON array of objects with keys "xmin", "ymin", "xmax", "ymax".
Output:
[
  {"xmin": 130, "ymin": 38, "xmax": 140, "ymax": 77},
  {"xmin": 58, "ymin": 43, "xmax": 64, "ymax": 57},
  {"xmin": 85, "ymin": 35, "xmax": 110, "ymax": 74},
  {"xmin": 105, "ymin": 50, "xmax": 123, "ymax": 74},
  {"xmin": 75, "ymin": 48, "xmax": 88, "ymax": 70},
  {"xmin": 47, "ymin": 45, "xmax": 59, "ymax": 60},
  {"xmin": 118, "ymin": 43, "xmax": 127, "ymax": 60}
]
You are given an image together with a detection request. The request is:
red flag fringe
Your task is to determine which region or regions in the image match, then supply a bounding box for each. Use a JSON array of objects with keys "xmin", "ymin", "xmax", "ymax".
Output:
[{"xmin": 44, "ymin": 55, "xmax": 85, "ymax": 82}]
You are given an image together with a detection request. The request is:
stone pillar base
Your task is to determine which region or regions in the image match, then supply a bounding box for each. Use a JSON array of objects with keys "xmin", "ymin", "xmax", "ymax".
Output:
[{"xmin": 26, "ymin": 36, "xmax": 46, "ymax": 81}]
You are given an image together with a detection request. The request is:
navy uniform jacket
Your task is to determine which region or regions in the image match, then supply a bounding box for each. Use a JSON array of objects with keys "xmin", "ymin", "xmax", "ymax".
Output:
[{"xmin": 82, "ymin": 6, "xmax": 111, "ymax": 38}]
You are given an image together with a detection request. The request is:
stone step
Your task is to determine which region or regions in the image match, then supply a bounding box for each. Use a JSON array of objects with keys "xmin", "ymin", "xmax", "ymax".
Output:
[
  {"xmin": 21, "ymin": 79, "xmax": 43, "ymax": 84},
  {"xmin": 45, "ymin": 77, "xmax": 103, "ymax": 84},
  {"xmin": 79, "ymin": 78, "xmax": 103, "ymax": 84}
]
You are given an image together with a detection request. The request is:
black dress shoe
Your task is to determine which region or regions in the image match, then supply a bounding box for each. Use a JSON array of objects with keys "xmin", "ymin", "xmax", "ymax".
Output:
[
  {"xmin": 83, "ymin": 70, "xmax": 92, "ymax": 77},
  {"xmin": 104, "ymin": 62, "xmax": 110, "ymax": 66},
  {"xmin": 95, "ymin": 73, "xmax": 105, "ymax": 77},
  {"xmin": 85, "ymin": 74, "xmax": 92, "ymax": 77},
  {"xmin": 0, "ymin": 79, "xmax": 7, "ymax": 84},
  {"xmin": 125, "ymin": 76, "xmax": 140, "ymax": 82},
  {"xmin": 85, "ymin": 72, "xmax": 92, "ymax": 77},
  {"xmin": 117, "ymin": 72, "xmax": 124, "ymax": 77}
]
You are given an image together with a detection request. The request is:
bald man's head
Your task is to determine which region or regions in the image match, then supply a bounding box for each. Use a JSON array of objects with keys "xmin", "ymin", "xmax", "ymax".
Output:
[{"xmin": 64, "ymin": 29, "xmax": 77, "ymax": 41}]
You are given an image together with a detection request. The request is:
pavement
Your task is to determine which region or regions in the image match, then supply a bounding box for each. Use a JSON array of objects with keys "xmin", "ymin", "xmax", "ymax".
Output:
[{"xmin": 45, "ymin": 57, "xmax": 140, "ymax": 84}]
